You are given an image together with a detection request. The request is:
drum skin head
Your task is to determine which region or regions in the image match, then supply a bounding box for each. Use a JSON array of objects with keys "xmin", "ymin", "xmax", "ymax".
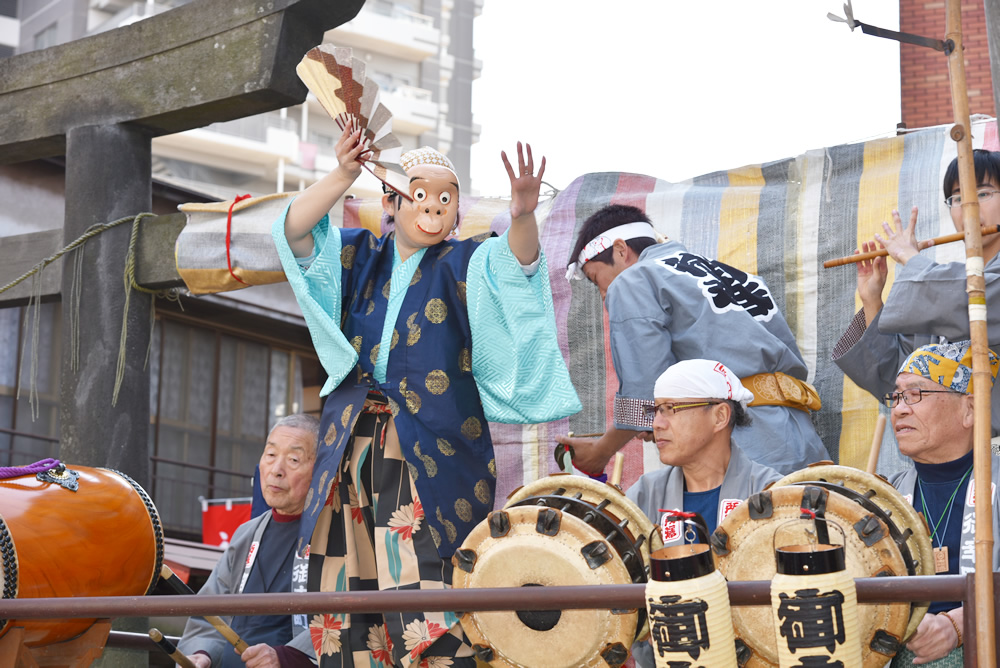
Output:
[
  {"xmin": 712, "ymin": 485, "xmax": 911, "ymax": 668},
  {"xmin": 453, "ymin": 506, "xmax": 636, "ymax": 668},
  {"xmin": 774, "ymin": 464, "xmax": 933, "ymax": 642}
]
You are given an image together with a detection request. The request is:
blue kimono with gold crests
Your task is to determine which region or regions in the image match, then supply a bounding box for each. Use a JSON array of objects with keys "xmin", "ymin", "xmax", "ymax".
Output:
[{"xmin": 272, "ymin": 211, "xmax": 581, "ymax": 558}]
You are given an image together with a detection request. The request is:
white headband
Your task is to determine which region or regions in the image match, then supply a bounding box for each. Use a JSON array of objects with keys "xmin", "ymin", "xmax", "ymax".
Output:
[
  {"xmin": 565, "ymin": 222, "xmax": 657, "ymax": 281},
  {"xmin": 653, "ymin": 359, "xmax": 755, "ymax": 409}
]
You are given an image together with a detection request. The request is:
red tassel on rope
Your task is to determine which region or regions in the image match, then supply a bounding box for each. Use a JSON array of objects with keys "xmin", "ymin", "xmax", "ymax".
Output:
[{"xmin": 226, "ymin": 194, "xmax": 252, "ymax": 286}]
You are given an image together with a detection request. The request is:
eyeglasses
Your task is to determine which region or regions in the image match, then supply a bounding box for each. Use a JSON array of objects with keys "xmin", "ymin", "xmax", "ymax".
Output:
[
  {"xmin": 642, "ymin": 401, "xmax": 721, "ymax": 419},
  {"xmin": 882, "ymin": 388, "xmax": 960, "ymax": 408},
  {"xmin": 944, "ymin": 189, "xmax": 999, "ymax": 208}
]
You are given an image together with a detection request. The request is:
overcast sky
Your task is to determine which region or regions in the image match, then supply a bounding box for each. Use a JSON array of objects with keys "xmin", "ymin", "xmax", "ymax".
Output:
[{"xmin": 468, "ymin": 1, "xmax": 902, "ymax": 196}]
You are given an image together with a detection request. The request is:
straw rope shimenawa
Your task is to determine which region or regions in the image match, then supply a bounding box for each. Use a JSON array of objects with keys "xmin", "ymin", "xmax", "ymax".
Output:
[{"xmin": 0, "ymin": 213, "xmax": 181, "ymax": 410}]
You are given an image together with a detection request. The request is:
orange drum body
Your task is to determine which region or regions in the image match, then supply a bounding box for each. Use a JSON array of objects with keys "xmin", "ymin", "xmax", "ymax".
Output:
[{"xmin": 0, "ymin": 464, "xmax": 163, "ymax": 647}]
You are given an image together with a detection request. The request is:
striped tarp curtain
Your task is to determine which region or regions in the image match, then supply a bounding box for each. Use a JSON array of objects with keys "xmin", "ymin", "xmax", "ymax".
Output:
[{"xmin": 185, "ymin": 116, "xmax": 998, "ymax": 505}]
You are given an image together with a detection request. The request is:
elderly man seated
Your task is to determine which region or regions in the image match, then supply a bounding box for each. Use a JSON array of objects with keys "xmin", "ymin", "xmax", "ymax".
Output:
[
  {"xmin": 626, "ymin": 359, "xmax": 782, "ymax": 668},
  {"xmin": 178, "ymin": 414, "xmax": 320, "ymax": 668},
  {"xmin": 885, "ymin": 341, "xmax": 1000, "ymax": 667}
]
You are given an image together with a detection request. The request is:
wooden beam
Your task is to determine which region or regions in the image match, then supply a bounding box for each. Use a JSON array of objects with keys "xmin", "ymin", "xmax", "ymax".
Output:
[
  {"xmin": 0, "ymin": 211, "xmax": 190, "ymax": 308},
  {"xmin": 0, "ymin": 0, "xmax": 364, "ymax": 165},
  {"xmin": 0, "ymin": 230, "xmax": 63, "ymax": 307},
  {"xmin": 134, "ymin": 213, "xmax": 187, "ymax": 290}
]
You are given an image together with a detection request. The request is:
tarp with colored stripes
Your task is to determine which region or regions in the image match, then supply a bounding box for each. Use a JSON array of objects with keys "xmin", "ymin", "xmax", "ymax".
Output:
[{"xmin": 176, "ymin": 116, "xmax": 1000, "ymax": 504}]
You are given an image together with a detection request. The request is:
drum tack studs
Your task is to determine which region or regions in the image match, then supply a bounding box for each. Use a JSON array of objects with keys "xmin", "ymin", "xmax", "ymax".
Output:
[
  {"xmin": 536, "ymin": 508, "xmax": 561, "ymax": 536},
  {"xmin": 581, "ymin": 541, "xmax": 613, "ymax": 569},
  {"xmin": 453, "ymin": 548, "xmax": 478, "ymax": 574},
  {"xmin": 471, "ymin": 644, "xmax": 494, "ymax": 662},
  {"xmin": 853, "ymin": 515, "xmax": 886, "ymax": 547},
  {"xmin": 488, "ymin": 511, "xmax": 511, "ymax": 538},
  {"xmin": 600, "ymin": 642, "xmax": 629, "ymax": 667}
]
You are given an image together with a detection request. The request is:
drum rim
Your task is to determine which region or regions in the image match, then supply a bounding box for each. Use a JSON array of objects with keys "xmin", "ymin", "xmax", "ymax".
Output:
[
  {"xmin": 507, "ymin": 474, "xmax": 664, "ymax": 561},
  {"xmin": 510, "ymin": 494, "xmax": 649, "ymax": 591},
  {"xmin": 101, "ymin": 468, "xmax": 164, "ymax": 596}
]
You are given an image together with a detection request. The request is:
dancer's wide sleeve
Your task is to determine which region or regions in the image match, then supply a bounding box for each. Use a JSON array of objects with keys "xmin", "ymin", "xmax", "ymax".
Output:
[
  {"xmin": 467, "ymin": 231, "xmax": 581, "ymax": 423},
  {"xmin": 272, "ymin": 203, "xmax": 359, "ymax": 396}
]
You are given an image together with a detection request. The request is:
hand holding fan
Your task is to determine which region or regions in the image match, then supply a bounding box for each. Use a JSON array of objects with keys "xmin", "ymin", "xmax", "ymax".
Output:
[{"xmin": 297, "ymin": 44, "xmax": 411, "ymax": 199}]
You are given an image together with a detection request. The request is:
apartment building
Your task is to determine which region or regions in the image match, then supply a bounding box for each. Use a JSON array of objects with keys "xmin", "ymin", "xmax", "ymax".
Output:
[{"xmin": 0, "ymin": 0, "xmax": 482, "ymax": 546}]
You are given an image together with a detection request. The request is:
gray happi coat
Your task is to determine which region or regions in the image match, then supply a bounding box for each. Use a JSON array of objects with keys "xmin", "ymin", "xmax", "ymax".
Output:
[
  {"xmin": 834, "ymin": 253, "xmax": 1000, "ymax": 435},
  {"xmin": 607, "ymin": 241, "xmax": 827, "ymax": 474}
]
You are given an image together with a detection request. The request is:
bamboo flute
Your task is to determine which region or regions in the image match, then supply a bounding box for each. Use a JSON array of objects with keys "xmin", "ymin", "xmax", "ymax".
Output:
[
  {"xmin": 944, "ymin": 1, "xmax": 995, "ymax": 663},
  {"xmin": 823, "ymin": 226, "xmax": 1000, "ymax": 268}
]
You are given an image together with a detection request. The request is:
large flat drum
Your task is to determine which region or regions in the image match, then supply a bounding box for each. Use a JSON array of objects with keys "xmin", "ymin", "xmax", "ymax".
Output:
[
  {"xmin": 452, "ymin": 474, "xmax": 661, "ymax": 668},
  {"xmin": 711, "ymin": 484, "xmax": 911, "ymax": 668}
]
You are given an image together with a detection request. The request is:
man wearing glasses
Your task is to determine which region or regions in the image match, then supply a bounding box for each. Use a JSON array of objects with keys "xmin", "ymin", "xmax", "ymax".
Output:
[
  {"xmin": 834, "ymin": 149, "xmax": 1000, "ymax": 436},
  {"xmin": 625, "ymin": 359, "xmax": 782, "ymax": 668},
  {"xmin": 884, "ymin": 341, "xmax": 1000, "ymax": 666}
]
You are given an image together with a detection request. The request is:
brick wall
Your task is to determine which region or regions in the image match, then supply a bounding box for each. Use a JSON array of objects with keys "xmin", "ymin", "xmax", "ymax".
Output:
[{"xmin": 900, "ymin": 0, "xmax": 995, "ymax": 128}]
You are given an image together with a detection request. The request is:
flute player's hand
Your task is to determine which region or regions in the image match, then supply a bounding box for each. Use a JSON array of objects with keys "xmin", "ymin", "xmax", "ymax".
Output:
[
  {"xmin": 874, "ymin": 206, "xmax": 920, "ymax": 266},
  {"xmin": 856, "ymin": 240, "xmax": 887, "ymax": 327}
]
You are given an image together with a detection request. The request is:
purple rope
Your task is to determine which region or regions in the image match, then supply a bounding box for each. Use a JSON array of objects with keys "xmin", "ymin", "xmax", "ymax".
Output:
[{"xmin": 0, "ymin": 458, "xmax": 60, "ymax": 479}]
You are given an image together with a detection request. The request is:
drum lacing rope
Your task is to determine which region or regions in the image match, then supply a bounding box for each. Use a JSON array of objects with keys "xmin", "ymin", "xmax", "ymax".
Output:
[
  {"xmin": 0, "ymin": 458, "xmax": 60, "ymax": 479},
  {"xmin": 0, "ymin": 213, "xmax": 185, "ymax": 415}
]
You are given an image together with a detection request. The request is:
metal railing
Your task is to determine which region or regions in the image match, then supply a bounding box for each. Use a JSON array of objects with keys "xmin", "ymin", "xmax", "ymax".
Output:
[{"xmin": 8, "ymin": 575, "xmax": 992, "ymax": 666}]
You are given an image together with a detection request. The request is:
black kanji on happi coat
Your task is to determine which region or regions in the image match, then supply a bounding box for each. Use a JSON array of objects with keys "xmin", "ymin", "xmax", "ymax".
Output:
[{"xmin": 658, "ymin": 252, "xmax": 776, "ymax": 320}]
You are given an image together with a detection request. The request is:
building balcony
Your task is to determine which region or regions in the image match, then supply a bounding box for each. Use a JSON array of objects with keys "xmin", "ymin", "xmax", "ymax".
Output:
[
  {"xmin": 0, "ymin": 15, "xmax": 18, "ymax": 50},
  {"xmin": 327, "ymin": 2, "xmax": 439, "ymax": 62},
  {"xmin": 152, "ymin": 113, "xmax": 299, "ymax": 177},
  {"xmin": 305, "ymin": 79, "xmax": 437, "ymax": 137}
]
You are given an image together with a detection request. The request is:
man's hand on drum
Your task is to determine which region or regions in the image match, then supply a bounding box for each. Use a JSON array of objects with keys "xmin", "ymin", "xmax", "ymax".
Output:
[
  {"xmin": 239, "ymin": 643, "xmax": 281, "ymax": 667},
  {"xmin": 905, "ymin": 607, "xmax": 962, "ymax": 664},
  {"xmin": 855, "ymin": 239, "xmax": 887, "ymax": 327},
  {"xmin": 556, "ymin": 427, "xmax": 650, "ymax": 477},
  {"xmin": 182, "ymin": 654, "xmax": 211, "ymax": 668}
]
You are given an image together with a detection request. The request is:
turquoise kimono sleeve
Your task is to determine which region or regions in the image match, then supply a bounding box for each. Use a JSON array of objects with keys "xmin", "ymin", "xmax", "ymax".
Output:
[
  {"xmin": 467, "ymin": 231, "xmax": 582, "ymax": 423},
  {"xmin": 271, "ymin": 202, "xmax": 359, "ymax": 396}
]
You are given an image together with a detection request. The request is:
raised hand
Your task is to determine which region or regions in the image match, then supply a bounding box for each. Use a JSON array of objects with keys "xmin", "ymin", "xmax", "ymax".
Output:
[
  {"xmin": 502, "ymin": 142, "xmax": 546, "ymax": 220},
  {"xmin": 856, "ymin": 240, "xmax": 887, "ymax": 325},
  {"xmin": 333, "ymin": 125, "xmax": 365, "ymax": 181},
  {"xmin": 874, "ymin": 206, "xmax": 920, "ymax": 265}
]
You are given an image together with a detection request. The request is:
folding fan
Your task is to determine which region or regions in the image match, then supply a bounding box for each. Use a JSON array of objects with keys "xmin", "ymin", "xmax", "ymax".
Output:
[{"xmin": 297, "ymin": 44, "xmax": 411, "ymax": 198}]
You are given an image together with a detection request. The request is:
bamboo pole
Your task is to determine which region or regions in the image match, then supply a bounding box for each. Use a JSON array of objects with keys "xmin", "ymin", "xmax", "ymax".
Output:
[{"xmin": 944, "ymin": 1, "xmax": 995, "ymax": 664}]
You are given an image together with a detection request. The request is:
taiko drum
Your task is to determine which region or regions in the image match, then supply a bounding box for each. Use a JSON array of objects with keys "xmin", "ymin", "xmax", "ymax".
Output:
[{"xmin": 0, "ymin": 464, "xmax": 163, "ymax": 647}]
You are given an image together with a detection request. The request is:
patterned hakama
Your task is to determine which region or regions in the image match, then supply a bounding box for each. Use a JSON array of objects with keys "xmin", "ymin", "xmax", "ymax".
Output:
[{"xmin": 308, "ymin": 395, "xmax": 476, "ymax": 667}]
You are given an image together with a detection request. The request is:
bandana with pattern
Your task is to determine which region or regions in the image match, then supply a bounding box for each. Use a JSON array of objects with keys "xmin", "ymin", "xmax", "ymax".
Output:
[{"xmin": 898, "ymin": 340, "xmax": 999, "ymax": 394}]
